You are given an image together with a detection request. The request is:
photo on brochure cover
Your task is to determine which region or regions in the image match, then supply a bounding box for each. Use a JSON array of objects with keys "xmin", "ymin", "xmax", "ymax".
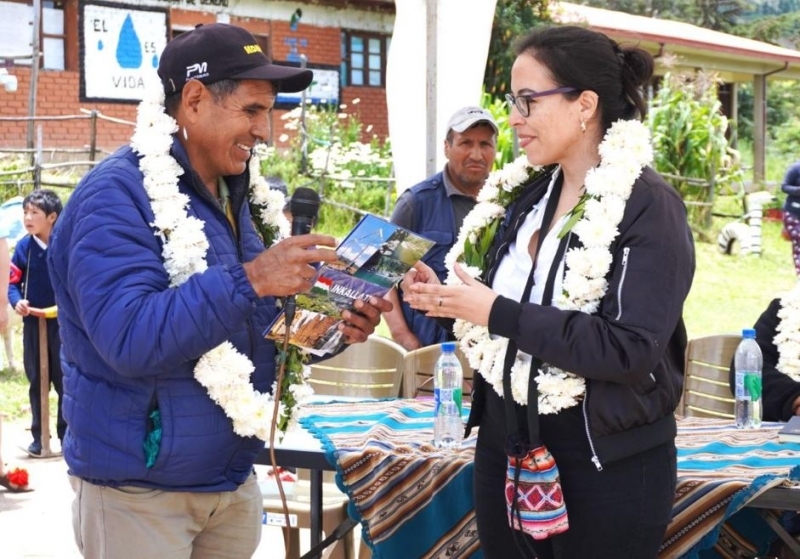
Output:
[{"xmin": 264, "ymin": 214, "xmax": 435, "ymax": 356}]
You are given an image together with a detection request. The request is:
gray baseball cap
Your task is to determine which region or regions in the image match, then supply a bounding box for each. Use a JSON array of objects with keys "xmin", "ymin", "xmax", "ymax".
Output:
[{"xmin": 446, "ymin": 106, "xmax": 498, "ymax": 135}]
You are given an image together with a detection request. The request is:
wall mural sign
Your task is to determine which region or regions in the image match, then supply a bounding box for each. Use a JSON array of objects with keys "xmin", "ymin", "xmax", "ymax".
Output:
[
  {"xmin": 80, "ymin": 2, "xmax": 168, "ymax": 102},
  {"xmin": 276, "ymin": 65, "xmax": 340, "ymax": 108}
]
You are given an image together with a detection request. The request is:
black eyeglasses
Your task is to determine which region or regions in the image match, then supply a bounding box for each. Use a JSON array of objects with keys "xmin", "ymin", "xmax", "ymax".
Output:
[{"xmin": 505, "ymin": 87, "xmax": 578, "ymax": 117}]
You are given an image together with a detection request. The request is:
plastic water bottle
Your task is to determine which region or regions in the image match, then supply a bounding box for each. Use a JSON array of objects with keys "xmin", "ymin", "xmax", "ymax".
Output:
[
  {"xmin": 434, "ymin": 342, "xmax": 463, "ymax": 449},
  {"xmin": 734, "ymin": 328, "xmax": 763, "ymax": 429}
]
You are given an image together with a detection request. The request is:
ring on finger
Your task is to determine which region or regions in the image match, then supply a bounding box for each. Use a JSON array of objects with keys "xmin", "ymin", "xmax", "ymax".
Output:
[{"xmin": 438, "ymin": 296, "xmax": 443, "ymax": 307}]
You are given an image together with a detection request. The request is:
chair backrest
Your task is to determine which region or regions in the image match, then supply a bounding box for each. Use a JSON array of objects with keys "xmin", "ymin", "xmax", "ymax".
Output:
[
  {"xmin": 679, "ymin": 334, "xmax": 740, "ymax": 419},
  {"xmin": 308, "ymin": 335, "xmax": 406, "ymax": 398},
  {"xmin": 402, "ymin": 343, "xmax": 473, "ymax": 401}
]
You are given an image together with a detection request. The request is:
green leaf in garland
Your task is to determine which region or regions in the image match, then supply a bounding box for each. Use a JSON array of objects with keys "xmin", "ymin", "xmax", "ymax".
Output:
[
  {"xmin": 558, "ymin": 193, "xmax": 588, "ymax": 239},
  {"xmin": 478, "ymin": 220, "xmax": 500, "ymax": 262}
]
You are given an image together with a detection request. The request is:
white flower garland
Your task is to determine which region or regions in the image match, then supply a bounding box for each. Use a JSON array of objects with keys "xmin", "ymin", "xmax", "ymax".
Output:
[
  {"xmin": 774, "ymin": 285, "xmax": 800, "ymax": 382},
  {"xmin": 131, "ymin": 83, "xmax": 310, "ymax": 439},
  {"xmin": 445, "ymin": 120, "xmax": 653, "ymax": 413}
]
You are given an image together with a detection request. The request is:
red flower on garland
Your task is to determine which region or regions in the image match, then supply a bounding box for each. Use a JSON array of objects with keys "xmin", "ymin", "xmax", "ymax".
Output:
[{"xmin": 7, "ymin": 467, "xmax": 29, "ymax": 489}]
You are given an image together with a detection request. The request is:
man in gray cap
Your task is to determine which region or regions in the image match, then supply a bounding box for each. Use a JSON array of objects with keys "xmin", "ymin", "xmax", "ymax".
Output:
[
  {"xmin": 386, "ymin": 106, "xmax": 498, "ymax": 350},
  {"xmin": 48, "ymin": 23, "xmax": 389, "ymax": 558}
]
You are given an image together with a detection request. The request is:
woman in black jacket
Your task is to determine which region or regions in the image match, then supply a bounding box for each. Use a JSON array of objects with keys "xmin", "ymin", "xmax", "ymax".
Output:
[
  {"xmin": 729, "ymin": 298, "xmax": 800, "ymax": 421},
  {"xmin": 404, "ymin": 26, "xmax": 695, "ymax": 559}
]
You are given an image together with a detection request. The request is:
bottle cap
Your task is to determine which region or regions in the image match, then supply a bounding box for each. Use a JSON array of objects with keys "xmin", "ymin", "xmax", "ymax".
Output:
[
  {"xmin": 441, "ymin": 341, "xmax": 456, "ymax": 352},
  {"xmin": 742, "ymin": 328, "xmax": 756, "ymax": 339}
]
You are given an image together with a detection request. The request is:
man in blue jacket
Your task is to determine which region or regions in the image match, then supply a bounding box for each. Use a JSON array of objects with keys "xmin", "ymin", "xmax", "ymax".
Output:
[
  {"xmin": 385, "ymin": 106, "xmax": 497, "ymax": 350},
  {"xmin": 48, "ymin": 23, "xmax": 389, "ymax": 558}
]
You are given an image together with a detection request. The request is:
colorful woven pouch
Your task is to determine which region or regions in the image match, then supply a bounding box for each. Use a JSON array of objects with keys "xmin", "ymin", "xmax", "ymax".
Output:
[{"xmin": 505, "ymin": 444, "xmax": 569, "ymax": 540}]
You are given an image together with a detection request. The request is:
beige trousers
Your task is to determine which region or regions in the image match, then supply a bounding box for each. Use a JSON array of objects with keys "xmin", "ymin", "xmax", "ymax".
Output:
[{"xmin": 69, "ymin": 472, "xmax": 262, "ymax": 559}]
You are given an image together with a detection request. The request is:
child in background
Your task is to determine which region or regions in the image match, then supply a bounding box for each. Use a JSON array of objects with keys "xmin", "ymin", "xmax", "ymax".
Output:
[{"xmin": 9, "ymin": 190, "xmax": 65, "ymax": 457}]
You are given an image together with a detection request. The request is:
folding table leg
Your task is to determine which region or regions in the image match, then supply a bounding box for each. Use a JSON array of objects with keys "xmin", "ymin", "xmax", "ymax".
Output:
[{"xmin": 760, "ymin": 510, "xmax": 800, "ymax": 558}]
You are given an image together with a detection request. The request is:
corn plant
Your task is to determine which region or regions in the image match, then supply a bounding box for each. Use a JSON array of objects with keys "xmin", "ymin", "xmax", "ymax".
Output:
[{"xmin": 649, "ymin": 71, "xmax": 743, "ymax": 232}]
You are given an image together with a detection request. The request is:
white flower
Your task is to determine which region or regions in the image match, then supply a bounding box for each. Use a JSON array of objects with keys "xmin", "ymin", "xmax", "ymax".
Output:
[
  {"xmin": 571, "ymin": 216, "xmax": 619, "ymax": 248},
  {"xmin": 445, "ymin": 263, "xmax": 481, "ymax": 285},
  {"xmin": 131, "ymin": 79, "xmax": 310, "ymax": 441},
  {"xmin": 448, "ymin": 119, "xmax": 649, "ymax": 412},
  {"xmin": 564, "ymin": 247, "xmax": 613, "ymax": 279}
]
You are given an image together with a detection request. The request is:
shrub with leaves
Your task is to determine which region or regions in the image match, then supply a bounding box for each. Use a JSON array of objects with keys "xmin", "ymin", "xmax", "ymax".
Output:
[
  {"xmin": 649, "ymin": 71, "xmax": 743, "ymax": 230},
  {"xmin": 260, "ymin": 101, "xmax": 394, "ymax": 237},
  {"xmin": 482, "ymin": 91, "xmax": 515, "ymax": 168}
]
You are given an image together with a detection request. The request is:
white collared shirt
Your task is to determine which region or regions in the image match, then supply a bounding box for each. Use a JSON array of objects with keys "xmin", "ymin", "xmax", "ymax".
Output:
[{"xmin": 492, "ymin": 169, "xmax": 567, "ymax": 307}]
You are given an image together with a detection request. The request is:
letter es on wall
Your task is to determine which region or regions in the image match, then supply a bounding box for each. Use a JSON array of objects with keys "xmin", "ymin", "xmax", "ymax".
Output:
[{"xmin": 80, "ymin": 2, "xmax": 168, "ymax": 103}]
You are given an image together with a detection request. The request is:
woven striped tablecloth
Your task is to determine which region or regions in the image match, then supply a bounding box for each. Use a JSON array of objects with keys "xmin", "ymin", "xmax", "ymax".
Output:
[
  {"xmin": 301, "ymin": 400, "xmax": 800, "ymax": 559},
  {"xmin": 662, "ymin": 416, "xmax": 800, "ymax": 559},
  {"xmin": 301, "ymin": 398, "xmax": 481, "ymax": 559}
]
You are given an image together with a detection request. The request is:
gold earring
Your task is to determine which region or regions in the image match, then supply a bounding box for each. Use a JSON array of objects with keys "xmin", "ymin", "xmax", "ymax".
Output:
[{"xmin": 580, "ymin": 119, "xmax": 586, "ymax": 133}]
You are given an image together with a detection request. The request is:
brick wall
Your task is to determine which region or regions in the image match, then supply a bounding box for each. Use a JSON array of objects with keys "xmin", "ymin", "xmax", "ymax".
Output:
[
  {"xmin": 268, "ymin": 21, "xmax": 389, "ymax": 143},
  {"xmin": 342, "ymin": 86, "xmax": 388, "ymax": 140},
  {"xmin": 0, "ymin": 15, "xmax": 389, "ymax": 153},
  {"xmin": 0, "ymin": 67, "xmax": 137, "ymax": 154}
]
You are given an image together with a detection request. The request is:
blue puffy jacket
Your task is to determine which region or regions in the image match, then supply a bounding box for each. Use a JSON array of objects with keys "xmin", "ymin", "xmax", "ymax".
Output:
[{"xmin": 48, "ymin": 138, "xmax": 279, "ymax": 491}]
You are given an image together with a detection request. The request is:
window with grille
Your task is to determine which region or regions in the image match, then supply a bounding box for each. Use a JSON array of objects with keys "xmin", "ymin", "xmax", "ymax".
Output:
[{"xmin": 341, "ymin": 31, "xmax": 389, "ymax": 88}]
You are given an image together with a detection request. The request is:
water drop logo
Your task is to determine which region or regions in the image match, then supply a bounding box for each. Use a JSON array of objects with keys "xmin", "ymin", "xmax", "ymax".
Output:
[
  {"xmin": 151, "ymin": 54, "xmax": 158, "ymax": 68},
  {"xmin": 116, "ymin": 14, "xmax": 142, "ymax": 69}
]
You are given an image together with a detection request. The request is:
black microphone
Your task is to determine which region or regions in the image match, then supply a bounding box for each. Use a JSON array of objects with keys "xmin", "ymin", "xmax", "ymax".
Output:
[
  {"xmin": 290, "ymin": 187, "xmax": 320, "ymax": 237},
  {"xmin": 284, "ymin": 187, "xmax": 321, "ymax": 328}
]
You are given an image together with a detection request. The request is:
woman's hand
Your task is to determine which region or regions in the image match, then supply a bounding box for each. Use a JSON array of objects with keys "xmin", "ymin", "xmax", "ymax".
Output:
[
  {"xmin": 404, "ymin": 263, "xmax": 497, "ymax": 327},
  {"xmin": 400, "ymin": 260, "xmax": 441, "ymax": 293}
]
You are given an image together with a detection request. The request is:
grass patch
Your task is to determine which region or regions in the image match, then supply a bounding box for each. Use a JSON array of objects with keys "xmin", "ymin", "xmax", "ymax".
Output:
[
  {"xmin": 684, "ymin": 218, "xmax": 795, "ymax": 338},
  {"xmin": 0, "ymin": 329, "xmax": 60, "ymax": 424},
  {"xmin": 0, "ymin": 362, "xmax": 29, "ymax": 421}
]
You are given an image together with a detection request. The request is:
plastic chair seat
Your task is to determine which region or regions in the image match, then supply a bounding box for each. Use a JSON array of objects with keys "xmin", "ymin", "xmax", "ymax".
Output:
[{"xmin": 262, "ymin": 480, "xmax": 354, "ymax": 559}]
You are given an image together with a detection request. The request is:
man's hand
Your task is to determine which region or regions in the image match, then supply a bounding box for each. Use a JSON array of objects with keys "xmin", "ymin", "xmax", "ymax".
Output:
[
  {"xmin": 382, "ymin": 288, "xmax": 421, "ymax": 350},
  {"xmin": 393, "ymin": 330, "xmax": 421, "ymax": 351},
  {"xmin": 244, "ymin": 234, "xmax": 337, "ymax": 297},
  {"xmin": 339, "ymin": 296, "xmax": 393, "ymax": 345}
]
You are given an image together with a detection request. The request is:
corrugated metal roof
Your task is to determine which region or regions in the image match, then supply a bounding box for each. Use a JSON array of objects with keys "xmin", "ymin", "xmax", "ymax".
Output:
[{"xmin": 554, "ymin": 2, "xmax": 800, "ymax": 81}]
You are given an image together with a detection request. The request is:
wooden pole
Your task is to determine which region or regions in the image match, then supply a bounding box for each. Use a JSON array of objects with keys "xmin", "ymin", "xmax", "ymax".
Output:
[
  {"xmin": 29, "ymin": 306, "xmax": 56, "ymax": 457},
  {"xmin": 37, "ymin": 315, "xmax": 51, "ymax": 456}
]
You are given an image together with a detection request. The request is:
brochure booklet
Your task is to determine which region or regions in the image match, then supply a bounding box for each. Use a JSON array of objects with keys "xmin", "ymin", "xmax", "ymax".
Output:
[
  {"xmin": 264, "ymin": 214, "xmax": 435, "ymax": 356},
  {"xmin": 777, "ymin": 415, "xmax": 800, "ymax": 444}
]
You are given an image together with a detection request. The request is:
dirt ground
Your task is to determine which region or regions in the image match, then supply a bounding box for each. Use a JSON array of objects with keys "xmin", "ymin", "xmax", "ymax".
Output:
[{"xmin": 0, "ymin": 419, "xmax": 315, "ymax": 559}]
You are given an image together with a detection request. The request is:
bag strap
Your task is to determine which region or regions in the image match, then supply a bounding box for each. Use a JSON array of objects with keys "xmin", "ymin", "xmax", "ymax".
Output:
[{"xmin": 502, "ymin": 175, "xmax": 570, "ymax": 454}]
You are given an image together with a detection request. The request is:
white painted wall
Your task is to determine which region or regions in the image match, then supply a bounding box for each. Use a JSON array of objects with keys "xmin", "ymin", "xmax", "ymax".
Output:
[{"xmin": 387, "ymin": 0, "xmax": 497, "ymax": 193}]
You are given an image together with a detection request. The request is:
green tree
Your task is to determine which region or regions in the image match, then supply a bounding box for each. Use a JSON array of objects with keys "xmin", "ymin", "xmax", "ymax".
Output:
[
  {"xmin": 483, "ymin": 0, "xmax": 551, "ymax": 100},
  {"xmin": 579, "ymin": 0, "xmax": 744, "ymax": 30},
  {"xmin": 580, "ymin": 0, "xmax": 695, "ymax": 20},
  {"xmin": 736, "ymin": 81, "xmax": 800, "ymax": 144},
  {"xmin": 735, "ymin": 11, "xmax": 800, "ymax": 49}
]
